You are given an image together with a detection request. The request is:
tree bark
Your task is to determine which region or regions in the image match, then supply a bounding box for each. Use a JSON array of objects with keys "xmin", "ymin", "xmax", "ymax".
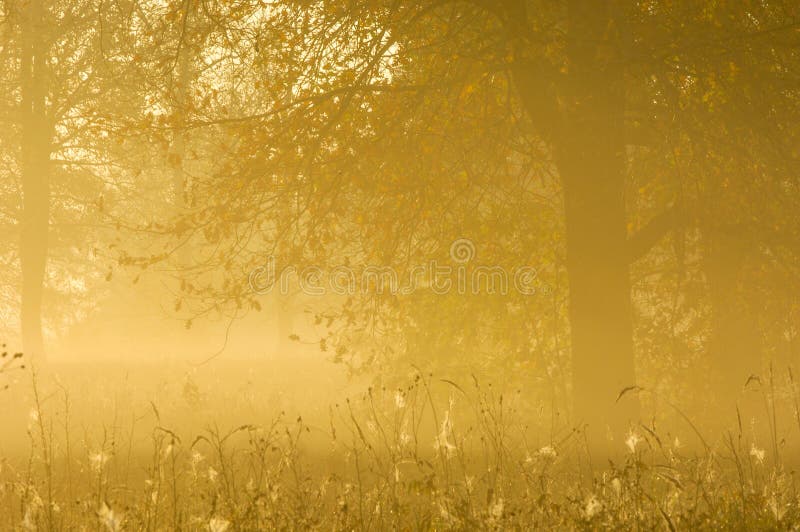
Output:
[
  {"xmin": 508, "ymin": 0, "xmax": 638, "ymax": 442},
  {"xmin": 557, "ymin": 0, "xmax": 638, "ymax": 441},
  {"xmin": 170, "ymin": 2, "xmax": 195, "ymax": 269},
  {"xmin": 705, "ymin": 227, "xmax": 761, "ymax": 425},
  {"xmin": 19, "ymin": 0, "xmax": 50, "ymax": 361}
]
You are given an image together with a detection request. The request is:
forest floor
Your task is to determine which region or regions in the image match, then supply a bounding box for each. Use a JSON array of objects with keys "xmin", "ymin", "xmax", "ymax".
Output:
[{"xmin": 1, "ymin": 361, "xmax": 799, "ymax": 530}]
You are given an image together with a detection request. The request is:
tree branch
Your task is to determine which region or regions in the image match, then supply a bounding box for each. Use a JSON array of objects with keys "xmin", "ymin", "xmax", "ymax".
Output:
[{"xmin": 627, "ymin": 205, "xmax": 679, "ymax": 263}]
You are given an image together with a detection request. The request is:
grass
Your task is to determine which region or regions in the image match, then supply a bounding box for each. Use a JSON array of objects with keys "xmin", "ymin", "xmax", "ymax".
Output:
[{"xmin": 1, "ymin": 364, "xmax": 799, "ymax": 531}]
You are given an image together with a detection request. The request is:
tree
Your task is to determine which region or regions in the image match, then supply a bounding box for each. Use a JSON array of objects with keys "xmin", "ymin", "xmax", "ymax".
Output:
[
  {"xmin": 17, "ymin": 0, "xmax": 49, "ymax": 359},
  {"xmin": 108, "ymin": 0, "xmax": 800, "ymax": 447},
  {"xmin": 4, "ymin": 0, "xmax": 161, "ymax": 358}
]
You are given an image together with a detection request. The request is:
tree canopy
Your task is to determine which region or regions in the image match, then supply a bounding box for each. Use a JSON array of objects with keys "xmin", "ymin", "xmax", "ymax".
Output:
[{"xmin": 2, "ymin": 0, "xmax": 799, "ymax": 442}]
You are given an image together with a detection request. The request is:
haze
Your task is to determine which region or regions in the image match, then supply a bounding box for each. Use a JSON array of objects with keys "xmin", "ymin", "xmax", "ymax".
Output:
[{"xmin": 2, "ymin": 0, "xmax": 800, "ymax": 529}]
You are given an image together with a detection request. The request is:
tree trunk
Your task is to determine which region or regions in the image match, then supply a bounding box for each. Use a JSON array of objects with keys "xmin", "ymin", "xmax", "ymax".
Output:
[
  {"xmin": 170, "ymin": 4, "xmax": 194, "ymax": 269},
  {"xmin": 705, "ymin": 227, "xmax": 761, "ymax": 426},
  {"xmin": 557, "ymin": 0, "xmax": 638, "ymax": 442},
  {"xmin": 510, "ymin": 0, "xmax": 638, "ymax": 444},
  {"xmin": 19, "ymin": 0, "xmax": 50, "ymax": 361}
]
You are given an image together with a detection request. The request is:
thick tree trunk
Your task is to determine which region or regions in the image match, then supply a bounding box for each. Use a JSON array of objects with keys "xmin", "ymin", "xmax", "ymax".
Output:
[
  {"xmin": 705, "ymin": 227, "xmax": 761, "ymax": 425},
  {"xmin": 510, "ymin": 0, "xmax": 638, "ymax": 443},
  {"xmin": 557, "ymin": 0, "xmax": 638, "ymax": 442},
  {"xmin": 19, "ymin": 0, "xmax": 50, "ymax": 360}
]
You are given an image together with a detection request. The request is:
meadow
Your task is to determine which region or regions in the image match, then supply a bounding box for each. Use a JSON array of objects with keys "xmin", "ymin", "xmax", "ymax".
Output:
[{"xmin": 2, "ymin": 358, "xmax": 799, "ymax": 531}]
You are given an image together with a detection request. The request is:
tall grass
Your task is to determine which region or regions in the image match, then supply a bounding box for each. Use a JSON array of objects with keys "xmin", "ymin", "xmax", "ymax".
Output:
[{"xmin": 2, "ymin": 367, "xmax": 799, "ymax": 530}]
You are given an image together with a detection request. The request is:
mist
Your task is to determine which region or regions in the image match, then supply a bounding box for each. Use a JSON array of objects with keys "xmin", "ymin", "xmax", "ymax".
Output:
[{"xmin": 2, "ymin": 0, "xmax": 800, "ymax": 529}]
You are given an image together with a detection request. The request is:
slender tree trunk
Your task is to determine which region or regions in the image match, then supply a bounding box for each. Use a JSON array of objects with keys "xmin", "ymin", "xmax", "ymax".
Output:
[
  {"xmin": 170, "ymin": 6, "xmax": 194, "ymax": 269},
  {"xmin": 19, "ymin": 0, "xmax": 50, "ymax": 360},
  {"xmin": 166, "ymin": 4, "xmax": 198, "ymax": 352},
  {"xmin": 557, "ymin": 0, "xmax": 638, "ymax": 442}
]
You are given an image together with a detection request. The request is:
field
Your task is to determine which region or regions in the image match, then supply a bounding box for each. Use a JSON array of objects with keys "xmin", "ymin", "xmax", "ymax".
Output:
[{"xmin": 2, "ymin": 360, "xmax": 799, "ymax": 531}]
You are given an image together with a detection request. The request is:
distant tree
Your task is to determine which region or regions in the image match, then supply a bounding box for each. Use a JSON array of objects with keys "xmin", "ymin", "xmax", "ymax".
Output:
[{"xmin": 2, "ymin": 0, "xmax": 156, "ymax": 357}]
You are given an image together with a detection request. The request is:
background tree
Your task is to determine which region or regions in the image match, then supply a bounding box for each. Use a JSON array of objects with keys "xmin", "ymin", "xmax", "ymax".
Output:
[
  {"xmin": 157, "ymin": 0, "xmax": 800, "ymax": 442},
  {"xmin": 2, "ymin": 0, "xmax": 170, "ymax": 358}
]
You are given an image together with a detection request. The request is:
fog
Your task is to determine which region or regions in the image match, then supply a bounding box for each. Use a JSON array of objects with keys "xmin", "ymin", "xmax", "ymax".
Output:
[{"xmin": 2, "ymin": 0, "xmax": 800, "ymax": 529}]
